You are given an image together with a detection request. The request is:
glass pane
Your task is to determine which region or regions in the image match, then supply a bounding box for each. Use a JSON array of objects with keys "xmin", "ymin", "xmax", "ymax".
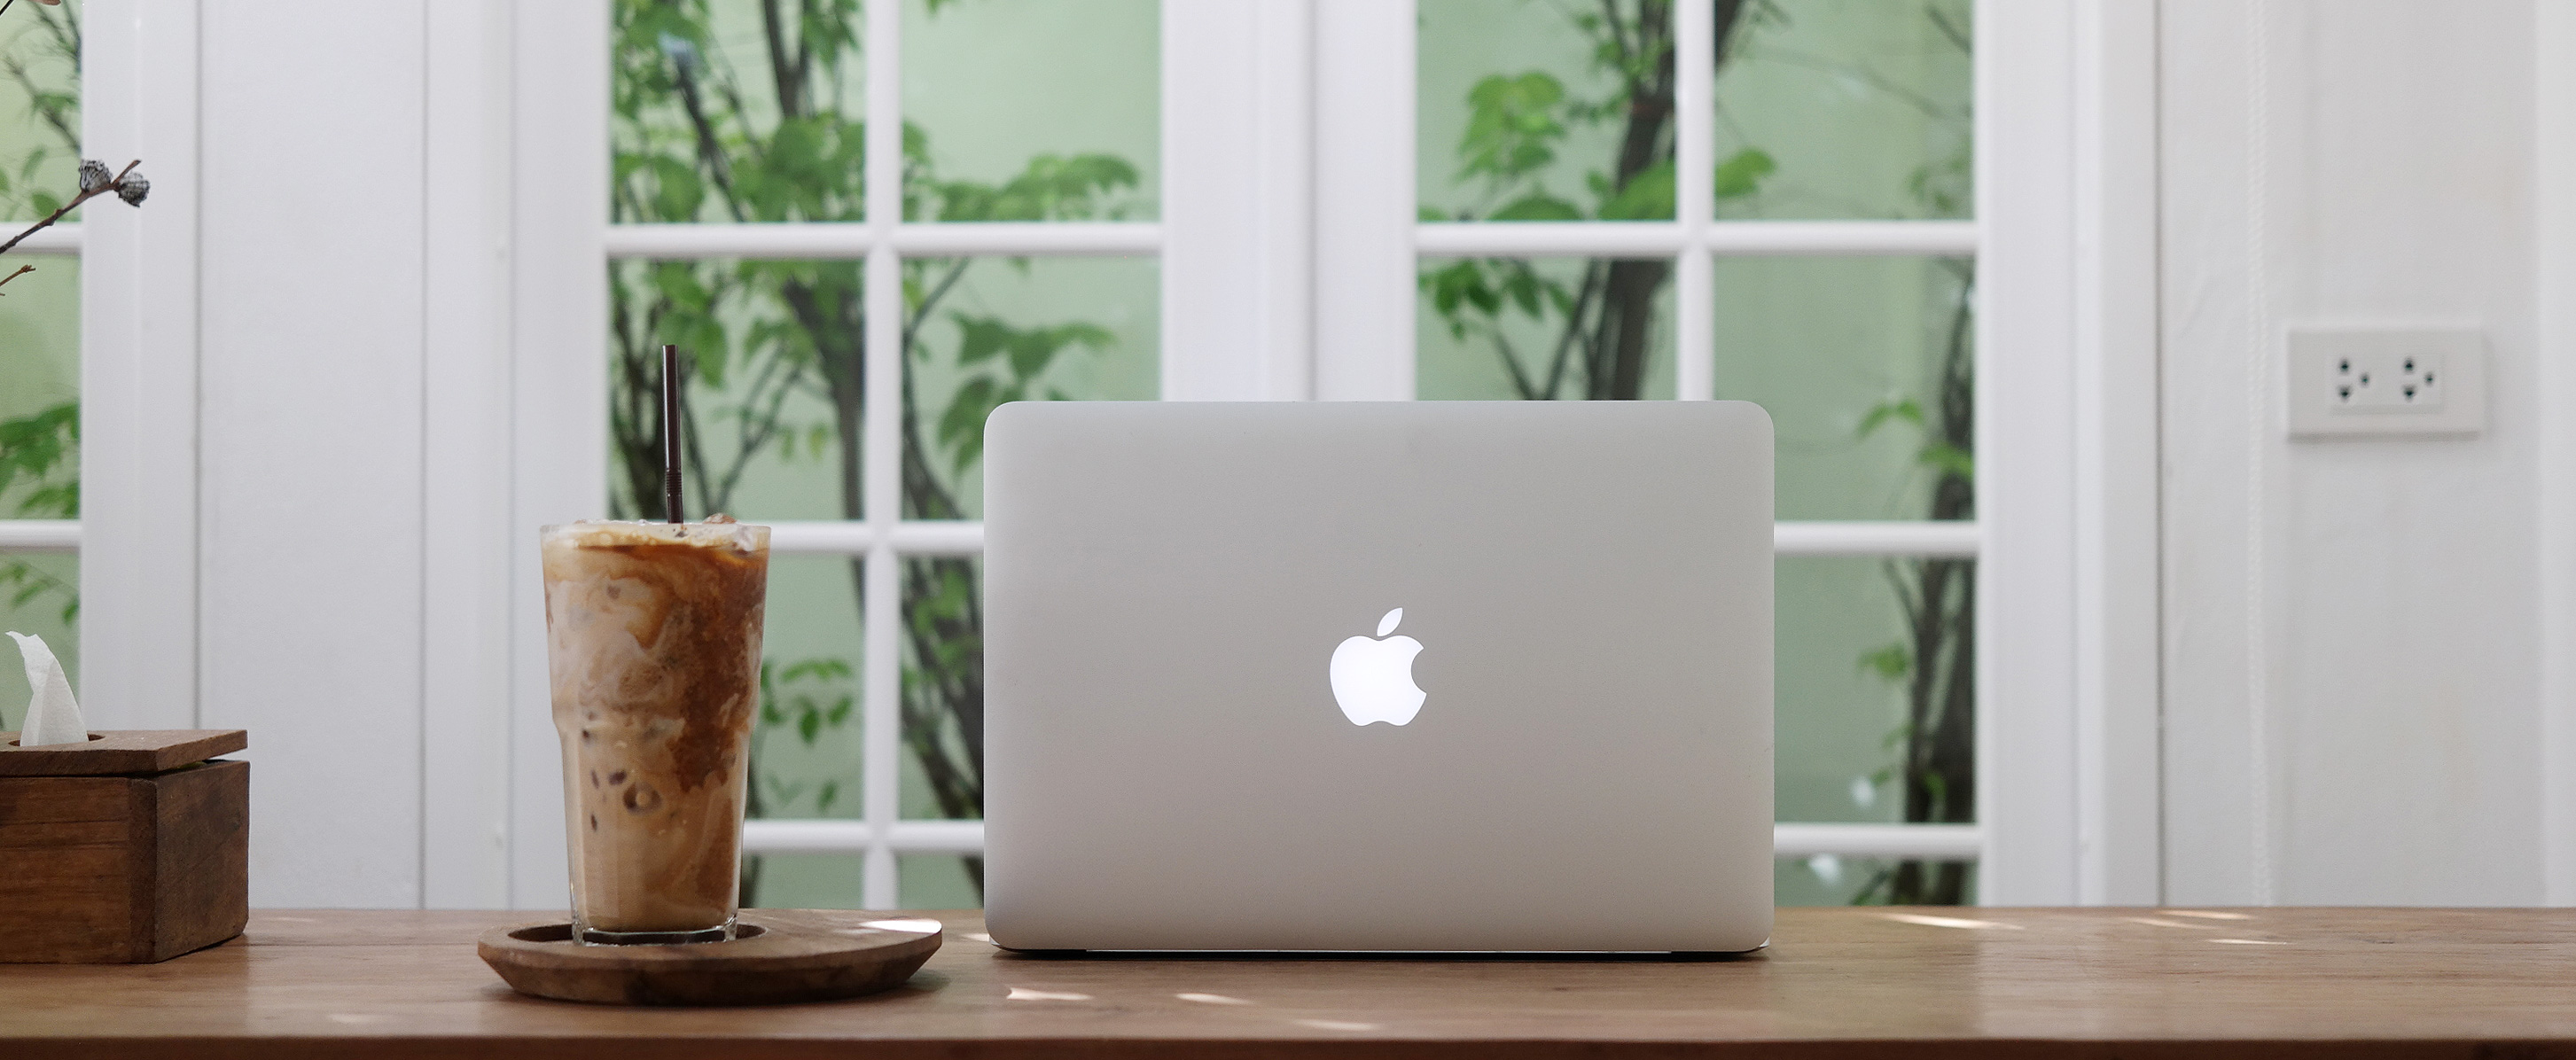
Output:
[
  {"xmin": 1714, "ymin": 1, "xmax": 1973, "ymax": 220},
  {"xmin": 902, "ymin": 256, "xmax": 1158, "ymax": 519},
  {"xmin": 0, "ymin": 0, "xmax": 79, "ymax": 222},
  {"xmin": 607, "ymin": 258, "xmax": 864, "ymax": 522},
  {"xmin": 1776, "ymin": 557, "xmax": 1975, "ymax": 830},
  {"xmin": 1417, "ymin": 256, "xmax": 1675, "ymax": 400},
  {"xmin": 1713, "ymin": 256, "xmax": 1973, "ymax": 521},
  {"xmin": 903, "ymin": 0, "xmax": 1158, "ymax": 222},
  {"xmin": 0, "ymin": 554, "xmax": 74, "ymax": 721},
  {"xmin": 0, "ymin": 0, "xmax": 82, "ymax": 720},
  {"xmin": 611, "ymin": 0, "xmax": 868, "ymax": 224},
  {"xmin": 1418, "ymin": 0, "xmax": 1675, "ymax": 222},
  {"xmin": 899, "ymin": 853, "xmax": 982, "ymax": 909},
  {"xmin": 742, "ymin": 555, "xmax": 866, "ymax": 909},
  {"xmin": 743, "ymin": 853, "xmax": 865, "ymax": 909},
  {"xmin": 1778, "ymin": 856, "xmax": 1977, "ymax": 906},
  {"xmin": 899, "ymin": 553, "xmax": 980, "ymax": 822}
]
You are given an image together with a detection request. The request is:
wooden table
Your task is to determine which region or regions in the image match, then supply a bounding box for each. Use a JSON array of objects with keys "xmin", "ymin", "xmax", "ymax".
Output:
[{"xmin": 7, "ymin": 908, "xmax": 2576, "ymax": 1057}]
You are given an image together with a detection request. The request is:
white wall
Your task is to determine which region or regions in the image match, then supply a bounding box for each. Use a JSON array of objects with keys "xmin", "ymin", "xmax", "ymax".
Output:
[
  {"xmin": 2161, "ymin": 0, "xmax": 2545, "ymax": 905},
  {"xmin": 197, "ymin": 0, "xmax": 433, "ymax": 907}
]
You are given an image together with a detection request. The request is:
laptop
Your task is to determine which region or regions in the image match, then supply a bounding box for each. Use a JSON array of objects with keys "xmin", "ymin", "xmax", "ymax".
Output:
[{"xmin": 981, "ymin": 401, "xmax": 1773, "ymax": 953}]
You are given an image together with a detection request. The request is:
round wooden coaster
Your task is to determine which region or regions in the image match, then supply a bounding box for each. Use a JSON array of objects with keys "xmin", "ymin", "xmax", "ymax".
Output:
[{"xmin": 477, "ymin": 909, "xmax": 943, "ymax": 1006}]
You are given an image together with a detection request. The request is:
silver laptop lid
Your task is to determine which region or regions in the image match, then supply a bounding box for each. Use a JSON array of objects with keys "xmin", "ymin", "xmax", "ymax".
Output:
[{"xmin": 983, "ymin": 401, "xmax": 1772, "ymax": 952}]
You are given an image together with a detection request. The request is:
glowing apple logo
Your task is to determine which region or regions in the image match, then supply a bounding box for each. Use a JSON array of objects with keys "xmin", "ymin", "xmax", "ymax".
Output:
[{"xmin": 1330, "ymin": 607, "xmax": 1426, "ymax": 726}]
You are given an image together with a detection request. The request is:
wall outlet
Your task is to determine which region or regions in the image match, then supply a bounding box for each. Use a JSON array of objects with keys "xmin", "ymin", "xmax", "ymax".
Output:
[{"xmin": 2286, "ymin": 327, "xmax": 2486, "ymax": 438}]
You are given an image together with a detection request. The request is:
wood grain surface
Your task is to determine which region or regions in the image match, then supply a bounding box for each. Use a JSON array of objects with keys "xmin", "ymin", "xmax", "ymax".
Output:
[
  {"xmin": 0, "ymin": 758, "xmax": 249, "ymax": 963},
  {"xmin": 478, "ymin": 909, "xmax": 941, "ymax": 1005},
  {"xmin": 0, "ymin": 730, "xmax": 248, "ymax": 776},
  {"xmin": 6, "ymin": 907, "xmax": 2576, "ymax": 1058}
]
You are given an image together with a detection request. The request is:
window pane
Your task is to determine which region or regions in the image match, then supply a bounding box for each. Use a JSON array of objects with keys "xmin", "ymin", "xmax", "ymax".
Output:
[
  {"xmin": 607, "ymin": 258, "xmax": 863, "ymax": 521},
  {"xmin": 0, "ymin": 0, "xmax": 78, "ymax": 222},
  {"xmin": 1777, "ymin": 556, "xmax": 1975, "ymax": 831},
  {"xmin": 612, "ymin": 0, "xmax": 868, "ymax": 224},
  {"xmin": 1418, "ymin": 0, "xmax": 1675, "ymax": 223},
  {"xmin": 1417, "ymin": 256, "xmax": 1675, "ymax": 400},
  {"xmin": 896, "ymin": 554, "xmax": 985, "ymax": 904},
  {"xmin": 1778, "ymin": 856, "xmax": 1977, "ymax": 906},
  {"xmin": 743, "ymin": 853, "xmax": 865, "ymax": 909},
  {"xmin": 900, "ymin": 553, "xmax": 980, "ymax": 822},
  {"xmin": 0, "ymin": 554, "xmax": 74, "ymax": 721},
  {"xmin": 1714, "ymin": 256, "xmax": 1973, "ymax": 521},
  {"xmin": 750, "ymin": 554, "xmax": 865, "ymax": 818},
  {"xmin": 0, "ymin": 0, "xmax": 81, "ymax": 718},
  {"xmin": 741, "ymin": 554, "xmax": 867, "ymax": 912},
  {"xmin": 903, "ymin": 0, "xmax": 1158, "ymax": 222},
  {"xmin": 1715, "ymin": 1, "xmax": 1972, "ymax": 220},
  {"xmin": 902, "ymin": 256, "xmax": 1158, "ymax": 520},
  {"xmin": 899, "ymin": 853, "xmax": 981, "ymax": 909}
]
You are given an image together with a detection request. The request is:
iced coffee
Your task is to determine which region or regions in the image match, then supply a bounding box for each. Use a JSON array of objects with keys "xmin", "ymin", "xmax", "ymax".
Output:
[{"xmin": 542, "ymin": 518, "xmax": 769, "ymax": 944}]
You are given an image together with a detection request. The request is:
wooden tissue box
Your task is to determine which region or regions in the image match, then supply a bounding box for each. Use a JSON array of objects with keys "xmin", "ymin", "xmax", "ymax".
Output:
[{"xmin": 0, "ymin": 729, "xmax": 249, "ymax": 963}]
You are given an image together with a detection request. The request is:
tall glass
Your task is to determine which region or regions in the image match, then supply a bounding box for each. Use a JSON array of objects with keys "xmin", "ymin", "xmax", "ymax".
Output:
[{"xmin": 541, "ymin": 518, "xmax": 770, "ymax": 945}]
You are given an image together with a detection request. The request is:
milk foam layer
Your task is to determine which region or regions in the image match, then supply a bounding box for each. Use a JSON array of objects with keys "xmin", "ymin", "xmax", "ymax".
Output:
[{"xmin": 543, "ymin": 519, "xmax": 769, "ymax": 936}]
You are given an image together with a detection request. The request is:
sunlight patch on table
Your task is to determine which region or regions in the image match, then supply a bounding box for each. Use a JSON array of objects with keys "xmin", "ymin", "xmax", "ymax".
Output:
[{"xmin": 1878, "ymin": 913, "xmax": 2023, "ymax": 931}]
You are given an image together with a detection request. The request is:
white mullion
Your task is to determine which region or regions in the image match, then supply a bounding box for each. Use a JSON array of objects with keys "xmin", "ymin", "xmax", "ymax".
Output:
[
  {"xmin": 1675, "ymin": 250, "xmax": 1712, "ymax": 401},
  {"xmin": 609, "ymin": 217, "xmax": 1977, "ymax": 262},
  {"xmin": 1773, "ymin": 824, "xmax": 1984, "ymax": 861},
  {"xmin": 0, "ymin": 520, "xmax": 81, "ymax": 551},
  {"xmin": 1775, "ymin": 521, "xmax": 1979, "ymax": 558},
  {"xmin": 769, "ymin": 519, "xmax": 1985, "ymax": 560},
  {"xmin": 859, "ymin": 0, "xmax": 904, "ymax": 911},
  {"xmin": 745, "ymin": 819, "xmax": 986, "ymax": 854},
  {"xmin": 745, "ymin": 819, "xmax": 1982, "ymax": 861},
  {"xmin": 600, "ymin": 221, "xmax": 1161, "ymax": 260},
  {"xmin": 1414, "ymin": 220, "xmax": 1979, "ymax": 258},
  {"xmin": 4, "ymin": 223, "xmax": 79, "ymax": 253},
  {"xmin": 898, "ymin": 222, "xmax": 1160, "ymax": 256},
  {"xmin": 1674, "ymin": 0, "xmax": 1715, "ymax": 401}
]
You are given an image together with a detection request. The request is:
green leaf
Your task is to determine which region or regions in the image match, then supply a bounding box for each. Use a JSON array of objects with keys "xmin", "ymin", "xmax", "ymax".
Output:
[
  {"xmin": 1856, "ymin": 397, "xmax": 1924, "ymax": 440},
  {"xmin": 1598, "ymin": 160, "xmax": 1675, "ymax": 221},
  {"xmin": 951, "ymin": 313, "xmax": 1012, "ymax": 366},
  {"xmin": 1456, "ymin": 72, "xmax": 1567, "ymax": 187},
  {"xmin": 1858, "ymin": 643, "xmax": 1912, "ymax": 682},
  {"xmin": 938, "ymin": 377, "xmax": 999, "ymax": 451},
  {"xmin": 1713, "ymin": 148, "xmax": 1778, "ymax": 201},
  {"xmin": 1918, "ymin": 441, "xmax": 1975, "ymax": 480}
]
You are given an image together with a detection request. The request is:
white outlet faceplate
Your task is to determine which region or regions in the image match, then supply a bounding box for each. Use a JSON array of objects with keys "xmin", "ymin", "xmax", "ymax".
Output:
[{"xmin": 2286, "ymin": 327, "xmax": 2486, "ymax": 439}]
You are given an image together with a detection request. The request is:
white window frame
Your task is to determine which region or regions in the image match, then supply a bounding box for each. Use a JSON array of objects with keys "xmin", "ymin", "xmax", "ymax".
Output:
[{"xmin": 496, "ymin": 0, "xmax": 2159, "ymax": 909}]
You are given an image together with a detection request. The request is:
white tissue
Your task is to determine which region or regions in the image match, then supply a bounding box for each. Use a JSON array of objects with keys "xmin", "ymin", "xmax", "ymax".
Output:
[{"xmin": 6, "ymin": 631, "xmax": 84, "ymax": 745}]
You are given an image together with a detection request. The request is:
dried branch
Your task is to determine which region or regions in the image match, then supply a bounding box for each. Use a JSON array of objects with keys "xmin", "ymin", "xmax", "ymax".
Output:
[{"xmin": 0, "ymin": 159, "xmax": 144, "ymax": 258}]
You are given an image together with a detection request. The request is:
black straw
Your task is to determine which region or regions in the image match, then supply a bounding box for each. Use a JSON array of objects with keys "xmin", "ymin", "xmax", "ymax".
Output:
[{"xmin": 660, "ymin": 344, "xmax": 684, "ymax": 524}]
